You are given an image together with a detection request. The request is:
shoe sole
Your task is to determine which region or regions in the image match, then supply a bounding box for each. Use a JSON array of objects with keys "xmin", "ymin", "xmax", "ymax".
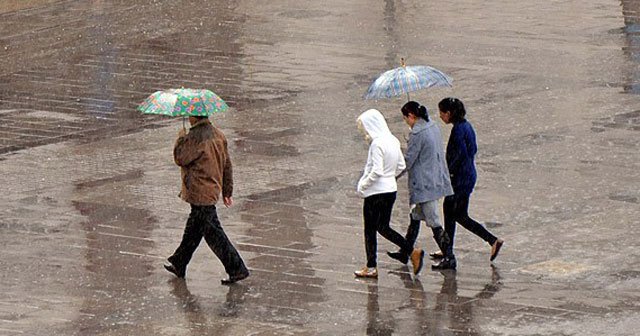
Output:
[{"xmin": 354, "ymin": 273, "xmax": 378, "ymax": 279}]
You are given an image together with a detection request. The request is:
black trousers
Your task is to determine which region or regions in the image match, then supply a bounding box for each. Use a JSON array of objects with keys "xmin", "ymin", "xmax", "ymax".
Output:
[
  {"xmin": 363, "ymin": 192, "xmax": 413, "ymax": 268},
  {"xmin": 443, "ymin": 193, "xmax": 497, "ymax": 255},
  {"xmin": 168, "ymin": 204, "xmax": 248, "ymax": 277}
]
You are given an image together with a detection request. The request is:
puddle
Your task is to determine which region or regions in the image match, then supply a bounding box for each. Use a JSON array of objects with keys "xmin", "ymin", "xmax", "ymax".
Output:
[
  {"xmin": 520, "ymin": 259, "xmax": 595, "ymax": 277},
  {"xmin": 75, "ymin": 170, "xmax": 144, "ymax": 190},
  {"xmin": 25, "ymin": 110, "xmax": 84, "ymax": 121},
  {"xmin": 246, "ymin": 176, "xmax": 338, "ymax": 202}
]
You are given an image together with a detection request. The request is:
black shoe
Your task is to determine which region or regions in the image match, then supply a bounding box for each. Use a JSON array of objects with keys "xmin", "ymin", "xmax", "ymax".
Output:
[
  {"xmin": 431, "ymin": 257, "xmax": 457, "ymax": 270},
  {"xmin": 387, "ymin": 250, "xmax": 409, "ymax": 264},
  {"xmin": 221, "ymin": 270, "xmax": 250, "ymax": 285},
  {"xmin": 163, "ymin": 262, "xmax": 185, "ymax": 279}
]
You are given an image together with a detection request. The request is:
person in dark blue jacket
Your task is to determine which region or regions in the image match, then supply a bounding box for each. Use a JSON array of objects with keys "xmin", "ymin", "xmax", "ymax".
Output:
[{"xmin": 435, "ymin": 97, "xmax": 503, "ymax": 262}]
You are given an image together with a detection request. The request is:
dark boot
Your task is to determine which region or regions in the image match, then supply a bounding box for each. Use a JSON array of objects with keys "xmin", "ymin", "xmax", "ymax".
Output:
[
  {"xmin": 431, "ymin": 227, "xmax": 449, "ymax": 255},
  {"xmin": 405, "ymin": 215, "xmax": 421, "ymax": 247},
  {"xmin": 431, "ymin": 257, "xmax": 457, "ymax": 270},
  {"xmin": 428, "ymin": 226, "xmax": 447, "ymax": 260},
  {"xmin": 431, "ymin": 227, "xmax": 456, "ymax": 270}
]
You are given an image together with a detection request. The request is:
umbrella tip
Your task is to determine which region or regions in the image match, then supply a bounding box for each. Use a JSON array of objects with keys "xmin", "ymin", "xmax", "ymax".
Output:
[{"xmin": 400, "ymin": 57, "xmax": 406, "ymax": 67}]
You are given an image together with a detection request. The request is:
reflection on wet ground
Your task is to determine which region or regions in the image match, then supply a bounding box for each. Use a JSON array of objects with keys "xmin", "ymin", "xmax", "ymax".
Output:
[
  {"xmin": 71, "ymin": 201, "xmax": 157, "ymax": 334},
  {"xmin": 592, "ymin": 110, "xmax": 640, "ymax": 132},
  {"xmin": 1, "ymin": 0, "xmax": 640, "ymax": 335},
  {"xmin": 236, "ymin": 177, "xmax": 329, "ymax": 325},
  {"xmin": 365, "ymin": 282, "xmax": 396, "ymax": 336}
]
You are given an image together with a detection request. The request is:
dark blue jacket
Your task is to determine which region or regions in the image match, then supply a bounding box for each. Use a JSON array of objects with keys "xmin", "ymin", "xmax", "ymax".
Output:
[{"xmin": 446, "ymin": 120, "xmax": 477, "ymax": 195}]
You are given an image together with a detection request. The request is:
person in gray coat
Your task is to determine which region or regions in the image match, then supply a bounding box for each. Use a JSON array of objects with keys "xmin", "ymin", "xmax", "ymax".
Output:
[{"xmin": 388, "ymin": 101, "xmax": 457, "ymax": 270}]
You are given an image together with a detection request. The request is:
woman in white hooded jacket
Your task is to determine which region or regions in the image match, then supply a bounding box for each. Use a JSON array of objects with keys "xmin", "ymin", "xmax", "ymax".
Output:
[{"xmin": 355, "ymin": 109, "xmax": 425, "ymax": 278}]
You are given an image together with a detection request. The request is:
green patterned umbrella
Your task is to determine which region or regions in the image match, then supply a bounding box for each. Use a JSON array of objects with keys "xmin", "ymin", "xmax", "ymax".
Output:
[{"xmin": 137, "ymin": 88, "xmax": 228, "ymax": 117}]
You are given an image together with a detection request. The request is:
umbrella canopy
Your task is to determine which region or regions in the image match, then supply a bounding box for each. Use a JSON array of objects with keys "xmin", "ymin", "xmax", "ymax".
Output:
[
  {"xmin": 137, "ymin": 88, "xmax": 228, "ymax": 117},
  {"xmin": 364, "ymin": 60, "xmax": 452, "ymax": 100}
]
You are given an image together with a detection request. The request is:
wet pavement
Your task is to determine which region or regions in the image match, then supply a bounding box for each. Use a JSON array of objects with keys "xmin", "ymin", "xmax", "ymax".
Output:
[{"xmin": 1, "ymin": 0, "xmax": 639, "ymax": 335}]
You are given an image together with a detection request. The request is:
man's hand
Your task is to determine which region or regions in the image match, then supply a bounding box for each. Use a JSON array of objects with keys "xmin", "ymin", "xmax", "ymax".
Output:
[
  {"xmin": 223, "ymin": 196, "xmax": 233, "ymax": 208},
  {"xmin": 178, "ymin": 127, "xmax": 187, "ymax": 137}
]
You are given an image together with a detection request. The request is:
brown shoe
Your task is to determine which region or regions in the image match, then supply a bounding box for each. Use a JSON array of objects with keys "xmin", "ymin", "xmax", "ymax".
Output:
[
  {"xmin": 354, "ymin": 267, "xmax": 378, "ymax": 278},
  {"xmin": 410, "ymin": 249, "xmax": 425, "ymax": 275},
  {"xmin": 490, "ymin": 239, "xmax": 504, "ymax": 261}
]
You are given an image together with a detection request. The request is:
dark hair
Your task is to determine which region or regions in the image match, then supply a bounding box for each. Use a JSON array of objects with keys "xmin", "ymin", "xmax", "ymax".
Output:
[
  {"xmin": 189, "ymin": 119, "xmax": 214, "ymax": 143},
  {"xmin": 401, "ymin": 101, "xmax": 429, "ymax": 121},
  {"xmin": 438, "ymin": 97, "xmax": 466, "ymax": 123}
]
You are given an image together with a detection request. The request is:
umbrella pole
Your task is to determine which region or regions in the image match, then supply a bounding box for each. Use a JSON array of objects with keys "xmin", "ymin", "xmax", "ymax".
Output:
[
  {"xmin": 182, "ymin": 116, "xmax": 186, "ymax": 131},
  {"xmin": 407, "ymin": 92, "xmax": 410, "ymax": 102}
]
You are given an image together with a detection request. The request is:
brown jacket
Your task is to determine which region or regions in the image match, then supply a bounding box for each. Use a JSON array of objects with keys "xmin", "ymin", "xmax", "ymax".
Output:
[{"xmin": 173, "ymin": 118, "xmax": 233, "ymax": 205}]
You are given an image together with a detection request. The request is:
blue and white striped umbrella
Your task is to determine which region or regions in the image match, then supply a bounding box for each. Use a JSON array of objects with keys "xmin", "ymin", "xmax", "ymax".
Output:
[{"xmin": 364, "ymin": 64, "xmax": 452, "ymax": 100}]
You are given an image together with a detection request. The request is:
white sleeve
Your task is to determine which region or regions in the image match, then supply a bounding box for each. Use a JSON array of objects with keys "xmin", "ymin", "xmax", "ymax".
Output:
[
  {"xmin": 357, "ymin": 144, "xmax": 383, "ymax": 195},
  {"xmin": 396, "ymin": 147, "xmax": 406, "ymax": 176}
]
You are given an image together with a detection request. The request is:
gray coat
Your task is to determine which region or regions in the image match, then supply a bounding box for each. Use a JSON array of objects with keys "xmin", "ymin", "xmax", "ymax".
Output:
[{"xmin": 403, "ymin": 119, "xmax": 453, "ymax": 204}]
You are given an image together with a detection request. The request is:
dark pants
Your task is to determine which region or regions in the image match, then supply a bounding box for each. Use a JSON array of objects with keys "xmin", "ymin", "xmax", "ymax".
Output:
[
  {"xmin": 363, "ymin": 192, "xmax": 413, "ymax": 268},
  {"xmin": 168, "ymin": 204, "xmax": 248, "ymax": 277},
  {"xmin": 443, "ymin": 193, "xmax": 497, "ymax": 255}
]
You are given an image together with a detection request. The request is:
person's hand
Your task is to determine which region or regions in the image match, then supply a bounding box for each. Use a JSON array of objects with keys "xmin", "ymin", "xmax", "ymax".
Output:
[
  {"xmin": 356, "ymin": 183, "xmax": 365, "ymax": 198},
  {"xmin": 178, "ymin": 127, "xmax": 187, "ymax": 137},
  {"xmin": 223, "ymin": 196, "xmax": 233, "ymax": 208}
]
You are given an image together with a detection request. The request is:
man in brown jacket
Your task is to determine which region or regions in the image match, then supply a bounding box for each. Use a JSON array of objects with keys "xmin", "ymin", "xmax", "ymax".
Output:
[{"xmin": 164, "ymin": 116, "xmax": 249, "ymax": 284}]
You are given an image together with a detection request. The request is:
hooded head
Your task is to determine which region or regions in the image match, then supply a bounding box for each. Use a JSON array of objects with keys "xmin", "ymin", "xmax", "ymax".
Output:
[{"xmin": 357, "ymin": 109, "xmax": 391, "ymax": 143}]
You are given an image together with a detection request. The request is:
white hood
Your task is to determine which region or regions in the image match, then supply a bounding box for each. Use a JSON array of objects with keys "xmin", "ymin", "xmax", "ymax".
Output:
[
  {"xmin": 357, "ymin": 109, "xmax": 392, "ymax": 140},
  {"xmin": 356, "ymin": 109, "xmax": 406, "ymax": 198}
]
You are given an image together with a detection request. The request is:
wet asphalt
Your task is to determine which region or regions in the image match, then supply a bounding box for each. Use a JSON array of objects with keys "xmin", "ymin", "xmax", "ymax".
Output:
[{"xmin": 0, "ymin": 0, "xmax": 639, "ymax": 335}]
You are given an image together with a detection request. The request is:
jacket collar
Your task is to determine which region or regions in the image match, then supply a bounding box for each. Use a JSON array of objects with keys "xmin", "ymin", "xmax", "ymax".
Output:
[
  {"xmin": 411, "ymin": 118, "xmax": 431, "ymax": 134},
  {"xmin": 190, "ymin": 118, "xmax": 211, "ymax": 130}
]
